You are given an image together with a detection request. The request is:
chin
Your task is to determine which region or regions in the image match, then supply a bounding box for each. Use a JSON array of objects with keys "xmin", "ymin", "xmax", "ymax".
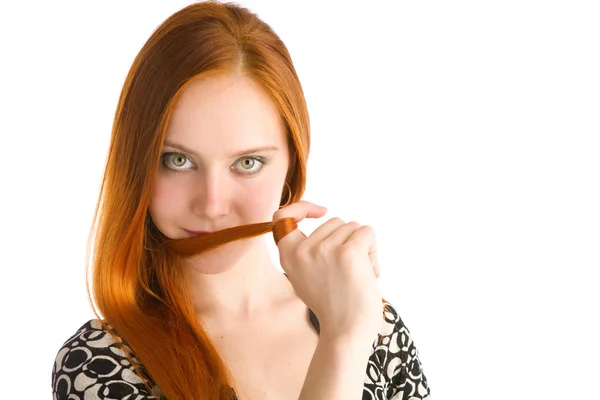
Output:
[{"xmin": 183, "ymin": 236, "xmax": 261, "ymax": 274}]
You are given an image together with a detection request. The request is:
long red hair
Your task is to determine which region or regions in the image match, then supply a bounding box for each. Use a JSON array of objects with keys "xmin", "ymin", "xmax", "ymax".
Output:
[{"xmin": 86, "ymin": 2, "xmax": 309, "ymax": 398}]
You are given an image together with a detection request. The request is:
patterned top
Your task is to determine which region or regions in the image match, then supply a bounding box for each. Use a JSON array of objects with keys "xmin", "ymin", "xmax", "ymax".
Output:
[{"xmin": 52, "ymin": 301, "xmax": 431, "ymax": 399}]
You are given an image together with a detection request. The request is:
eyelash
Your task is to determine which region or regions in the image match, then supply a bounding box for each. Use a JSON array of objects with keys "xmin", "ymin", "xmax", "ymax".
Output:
[{"xmin": 160, "ymin": 152, "xmax": 268, "ymax": 176}]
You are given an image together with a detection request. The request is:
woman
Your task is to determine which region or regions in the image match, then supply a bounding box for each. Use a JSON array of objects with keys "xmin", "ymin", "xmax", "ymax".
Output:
[{"xmin": 51, "ymin": 1, "xmax": 431, "ymax": 399}]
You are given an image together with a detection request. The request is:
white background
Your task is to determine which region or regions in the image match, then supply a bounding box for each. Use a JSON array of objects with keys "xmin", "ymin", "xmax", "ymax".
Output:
[{"xmin": 1, "ymin": 1, "xmax": 598, "ymax": 398}]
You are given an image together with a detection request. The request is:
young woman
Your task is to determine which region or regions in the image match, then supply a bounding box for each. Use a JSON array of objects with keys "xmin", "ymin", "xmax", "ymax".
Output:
[{"xmin": 51, "ymin": 2, "xmax": 431, "ymax": 399}]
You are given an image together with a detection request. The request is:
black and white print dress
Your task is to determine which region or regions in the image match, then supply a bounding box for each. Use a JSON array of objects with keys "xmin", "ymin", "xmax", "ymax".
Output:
[{"xmin": 52, "ymin": 300, "xmax": 431, "ymax": 399}]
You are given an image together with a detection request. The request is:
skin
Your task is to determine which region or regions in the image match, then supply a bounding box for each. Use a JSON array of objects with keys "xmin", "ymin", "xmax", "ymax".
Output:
[
  {"xmin": 147, "ymin": 73, "xmax": 383, "ymax": 399},
  {"xmin": 148, "ymin": 73, "xmax": 297, "ymax": 322}
]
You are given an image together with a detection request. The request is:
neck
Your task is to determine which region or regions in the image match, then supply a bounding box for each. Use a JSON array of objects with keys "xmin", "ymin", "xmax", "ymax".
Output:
[{"xmin": 186, "ymin": 236, "xmax": 291, "ymax": 322}]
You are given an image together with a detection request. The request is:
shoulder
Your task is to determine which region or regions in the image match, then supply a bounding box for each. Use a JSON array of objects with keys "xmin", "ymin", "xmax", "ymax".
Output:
[
  {"xmin": 380, "ymin": 299, "xmax": 410, "ymax": 338},
  {"xmin": 377, "ymin": 300, "xmax": 423, "ymax": 367},
  {"xmin": 367, "ymin": 300, "xmax": 431, "ymax": 399},
  {"xmin": 51, "ymin": 319, "xmax": 158, "ymax": 400}
]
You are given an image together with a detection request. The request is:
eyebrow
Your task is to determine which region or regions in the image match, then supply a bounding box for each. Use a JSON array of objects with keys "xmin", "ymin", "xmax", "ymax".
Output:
[{"xmin": 163, "ymin": 140, "xmax": 279, "ymax": 158}]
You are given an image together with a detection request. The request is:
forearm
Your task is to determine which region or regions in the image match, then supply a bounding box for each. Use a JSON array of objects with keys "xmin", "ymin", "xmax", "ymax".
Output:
[{"xmin": 298, "ymin": 335, "xmax": 373, "ymax": 400}]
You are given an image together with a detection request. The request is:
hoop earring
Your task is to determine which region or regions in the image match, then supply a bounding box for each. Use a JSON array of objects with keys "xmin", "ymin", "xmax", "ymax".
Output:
[{"xmin": 279, "ymin": 181, "xmax": 292, "ymax": 208}]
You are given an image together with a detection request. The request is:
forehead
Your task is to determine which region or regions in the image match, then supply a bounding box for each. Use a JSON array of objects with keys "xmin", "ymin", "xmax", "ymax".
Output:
[{"xmin": 165, "ymin": 74, "xmax": 286, "ymax": 154}]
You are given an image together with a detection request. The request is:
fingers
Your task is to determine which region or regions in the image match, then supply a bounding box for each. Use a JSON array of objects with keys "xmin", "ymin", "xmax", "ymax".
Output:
[
  {"xmin": 273, "ymin": 201, "xmax": 380, "ymax": 278},
  {"xmin": 344, "ymin": 225, "xmax": 377, "ymax": 258},
  {"xmin": 327, "ymin": 223, "xmax": 380, "ymax": 278},
  {"xmin": 369, "ymin": 241, "xmax": 380, "ymax": 278},
  {"xmin": 307, "ymin": 217, "xmax": 347, "ymax": 243},
  {"xmin": 324, "ymin": 221, "xmax": 361, "ymax": 246}
]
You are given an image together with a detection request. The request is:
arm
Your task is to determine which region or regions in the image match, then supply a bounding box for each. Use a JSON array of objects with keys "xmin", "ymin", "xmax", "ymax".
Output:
[
  {"xmin": 298, "ymin": 333, "xmax": 375, "ymax": 400},
  {"xmin": 388, "ymin": 337, "xmax": 431, "ymax": 400},
  {"xmin": 382, "ymin": 303, "xmax": 431, "ymax": 400}
]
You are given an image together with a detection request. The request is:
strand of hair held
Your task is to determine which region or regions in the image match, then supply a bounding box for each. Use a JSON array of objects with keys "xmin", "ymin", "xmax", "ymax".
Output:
[{"xmin": 167, "ymin": 217, "xmax": 298, "ymax": 257}]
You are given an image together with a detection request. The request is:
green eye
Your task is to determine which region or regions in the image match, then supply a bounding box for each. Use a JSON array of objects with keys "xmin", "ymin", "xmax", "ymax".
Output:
[
  {"xmin": 233, "ymin": 156, "xmax": 266, "ymax": 175},
  {"xmin": 240, "ymin": 158, "xmax": 256, "ymax": 170},
  {"xmin": 161, "ymin": 152, "xmax": 194, "ymax": 171},
  {"xmin": 171, "ymin": 154, "xmax": 187, "ymax": 167}
]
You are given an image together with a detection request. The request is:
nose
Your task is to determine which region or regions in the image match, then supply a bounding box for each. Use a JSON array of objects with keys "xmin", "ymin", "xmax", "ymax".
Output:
[{"xmin": 192, "ymin": 169, "xmax": 230, "ymax": 220}]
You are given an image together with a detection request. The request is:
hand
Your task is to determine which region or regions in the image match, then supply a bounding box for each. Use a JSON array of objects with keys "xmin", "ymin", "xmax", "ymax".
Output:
[{"xmin": 273, "ymin": 201, "xmax": 383, "ymax": 344}]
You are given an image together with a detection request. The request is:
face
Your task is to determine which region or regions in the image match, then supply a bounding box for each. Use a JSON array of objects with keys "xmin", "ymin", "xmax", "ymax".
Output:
[{"xmin": 148, "ymin": 74, "xmax": 290, "ymax": 272}]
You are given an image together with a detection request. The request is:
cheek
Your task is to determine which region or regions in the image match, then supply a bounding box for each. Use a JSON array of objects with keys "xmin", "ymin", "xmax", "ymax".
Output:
[
  {"xmin": 236, "ymin": 179, "xmax": 283, "ymax": 221},
  {"xmin": 148, "ymin": 177, "xmax": 184, "ymax": 234}
]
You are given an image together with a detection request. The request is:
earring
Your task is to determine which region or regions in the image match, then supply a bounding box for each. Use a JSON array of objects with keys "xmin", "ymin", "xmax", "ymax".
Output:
[{"xmin": 279, "ymin": 181, "xmax": 292, "ymax": 208}]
